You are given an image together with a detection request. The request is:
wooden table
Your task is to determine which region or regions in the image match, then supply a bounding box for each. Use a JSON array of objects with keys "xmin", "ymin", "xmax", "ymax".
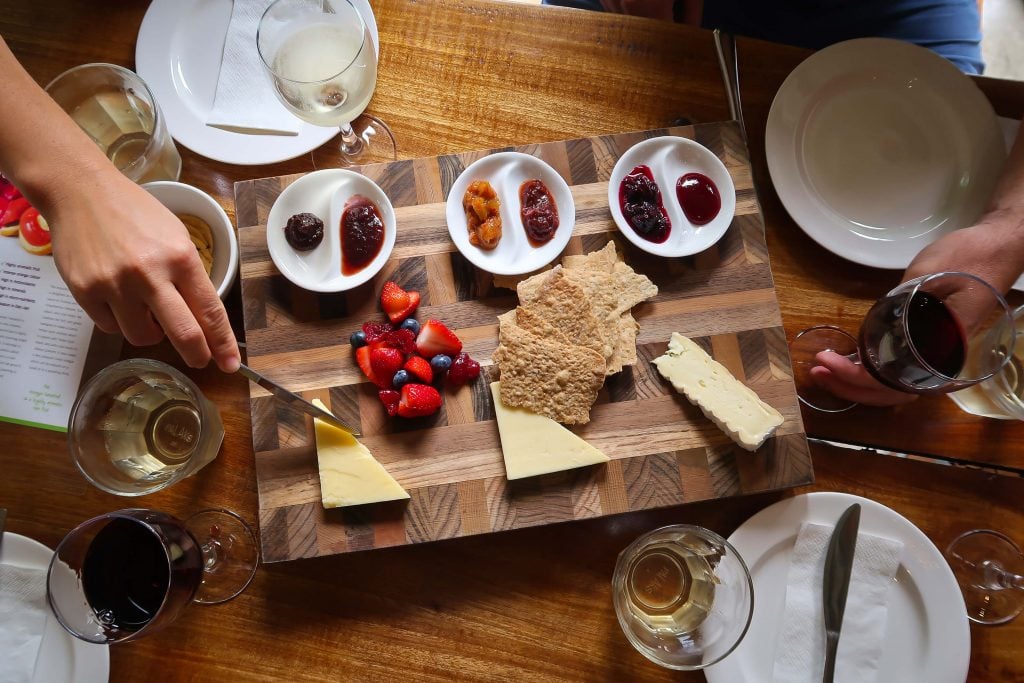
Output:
[{"xmin": 2, "ymin": 0, "xmax": 1023, "ymax": 680}]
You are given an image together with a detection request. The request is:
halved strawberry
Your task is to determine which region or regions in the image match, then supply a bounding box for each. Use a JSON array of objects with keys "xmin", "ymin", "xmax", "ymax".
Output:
[
  {"xmin": 362, "ymin": 321, "xmax": 392, "ymax": 346},
  {"xmin": 1, "ymin": 196, "xmax": 30, "ymax": 237},
  {"xmin": 0, "ymin": 178, "xmax": 20, "ymax": 201},
  {"xmin": 378, "ymin": 390, "xmax": 400, "ymax": 416},
  {"xmin": 355, "ymin": 346, "xmax": 390, "ymax": 388},
  {"xmin": 403, "ymin": 355, "xmax": 433, "ymax": 384},
  {"xmin": 373, "ymin": 328, "xmax": 417, "ymax": 355},
  {"xmin": 370, "ymin": 347, "xmax": 405, "ymax": 382},
  {"xmin": 415, "ymin": 320, "xmax": 462, "ymax": 358},
  {"xmin": 381, "ymin": 281, "xmax": 421, "ymax": 323},
  {"xmin": 397, "ymin": 383, "xmax": 442, "ymax": 418}
]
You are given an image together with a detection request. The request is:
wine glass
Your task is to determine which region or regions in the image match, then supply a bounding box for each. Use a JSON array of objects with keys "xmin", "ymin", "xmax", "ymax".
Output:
[
  {"xmin": 257, "ymin": 0, "xmax": 396, "ymax": 165},
  {"xmin": 47, "ymin": 508, "xmax": 259, "ymax": 644},
  {"xmin": 790, "ymin": 271, "xmax": 1016, "ymax": 412},
  {"xmin": 946, "ymin": 530, "xmax": 1024, "ymax": 625}
]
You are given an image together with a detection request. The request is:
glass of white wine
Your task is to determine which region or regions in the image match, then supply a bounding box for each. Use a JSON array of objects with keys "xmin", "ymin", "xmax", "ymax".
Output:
[
  {"xmin": 612, "ymin": 525, "xmax": 753, "ymax": 670},
  {"xmin": 257, "ymin": 0, "xmax": 396, "ymax": 164}
]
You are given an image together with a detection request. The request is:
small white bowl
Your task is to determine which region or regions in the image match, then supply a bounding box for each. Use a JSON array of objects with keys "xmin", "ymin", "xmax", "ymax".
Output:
[
  {"xmin": 445, "ymin": 152, "xmax": 575, "ymax": 275},
  {"xmin": 143, "ymin": 181, "xmax": 238, "ymax": 299},
  {"xmin": 266, "ymin": 169, "xmax": 396, "ymax": 293},
  {"xmin": 608, "ymin": 136, "xmax": 736, "ymax": 258}
]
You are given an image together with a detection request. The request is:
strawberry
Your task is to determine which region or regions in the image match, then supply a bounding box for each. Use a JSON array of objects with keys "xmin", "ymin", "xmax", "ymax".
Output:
[
  {"xmin": 370, "ymin": 347, "xmax": 405, "ymax": 381},
  {"xmin": 1, "ymin": 196, "xmax": 30, "ymax": 236},
  {"xmin": 415, "ymin": 320, "xmax": 462, "ymax": 358},
  {"xmin": 0, "ymin": 178, "xmax": 20, "ymax": 201},
  {"xmin": 362, "ymin": 321, "xmax": 392, "ymax": 346},
  {"xmin": 355, "ymin": 346, "xmax": 390, "ymax": 388},
  {"xmin": 397, "ymin": 383, "xmax": 442, "ymax": 418},
  {"xmin": 378, "ymin": 390, "xmax": 400, "ymax": 416},
  {"xmin": 403, "ymin": 355, "xmax": 433, "ymax": 384},
  {"xmin": 374, "ymin": 328, "xmax": 417, "ymax": 355},
  {"xmin": 448, "ymin": 352, "xmax": 480, "ymax": 386},
  {"xmin": 380, "ymin": 281, "xmax": 421, "ymax": 323}
]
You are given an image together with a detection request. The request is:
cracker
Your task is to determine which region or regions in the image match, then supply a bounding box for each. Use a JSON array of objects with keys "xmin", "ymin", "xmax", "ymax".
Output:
[
  {"xmin": 610, "ymin": 261, "xmax": 658, "ymax": 316},
  {"xmin": 520, "ymin": 269, "xmax": 609, "ymax": 362},
  {"xmin": 563, "ymin": 241, "xmax": 619, "ymax": 272},
  {"xmin": 515, "ymin": 267, "xmax": 557, "ymax": 303},
  {"xmin": 616, "ymin": 313, "xmax": 640, "ymax": 367},
  {"xmin": 494, "ymin": 319, "xmax": 605, "ymax": 425}
]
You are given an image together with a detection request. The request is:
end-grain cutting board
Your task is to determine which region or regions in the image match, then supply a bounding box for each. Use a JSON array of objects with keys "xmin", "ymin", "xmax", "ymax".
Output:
[{"xmin": 236, "ymin": 122, "xmax": 812, "ymax": 563}]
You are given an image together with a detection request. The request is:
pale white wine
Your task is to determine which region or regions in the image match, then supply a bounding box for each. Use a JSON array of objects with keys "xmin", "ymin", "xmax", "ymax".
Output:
[{"xmin": 621, "ymin": 540, "xmax": 718, "ymax": 635}]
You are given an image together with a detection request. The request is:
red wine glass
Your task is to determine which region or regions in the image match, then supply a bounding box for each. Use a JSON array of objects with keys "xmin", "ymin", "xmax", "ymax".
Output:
[
  {"xmin": 791, "ymin": 272, "xmax": 1016, "ymax": 412},
  {"xmin": 46, "ymin": 508, "xmax": 259, "ymax": 644}
]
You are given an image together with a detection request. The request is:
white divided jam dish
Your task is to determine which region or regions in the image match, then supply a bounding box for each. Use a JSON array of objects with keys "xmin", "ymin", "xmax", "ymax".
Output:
[
  {"xmin": 608, "ymin": 136, "xmax": 736, "ymax": 258},
  {"xmin": 266, "ymin": 169, "xmax": 395, "ymax": 292},
  {"xmin": 445, "ymin": 152, "xmax": 575, "ymax": 276}
]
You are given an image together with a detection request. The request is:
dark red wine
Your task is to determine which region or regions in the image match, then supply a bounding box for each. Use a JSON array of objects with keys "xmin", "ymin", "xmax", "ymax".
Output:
[
  {"xmin": 82, "ymin": 516, "xmax": 201, "ymax": 633},
  {"xmin": 860, "ymin": 290, "xmax": 966, "ymax": 393},
  {"xmin": 676, "ymin": 173, "xmax": 721, "ymax": 226}
]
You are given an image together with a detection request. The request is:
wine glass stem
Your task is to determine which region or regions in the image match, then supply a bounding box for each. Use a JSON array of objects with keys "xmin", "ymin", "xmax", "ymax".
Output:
[{"xmin": 339, "ymin": 122, "xmax": 365, "ymax": 157}]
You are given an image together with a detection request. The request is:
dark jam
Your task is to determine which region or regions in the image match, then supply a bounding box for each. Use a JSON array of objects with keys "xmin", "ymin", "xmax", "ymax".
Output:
[
  {"xmin": 676, "ymin": 173, "xmax": 721, "ymax": 226},
  {"xmin": 284, "ymin": 212, "xmax": 324, "ymax": 251},
  {"xmin": 519, "ymin": 179, "xmax": 559, "ymax": 247},
  {"xmin": 341, "ymin": 195, "xmax": 384, "ymax": 275},
  {"xmin": 618, "ymin": 165, "xmax": 670, "ymax": 243}
]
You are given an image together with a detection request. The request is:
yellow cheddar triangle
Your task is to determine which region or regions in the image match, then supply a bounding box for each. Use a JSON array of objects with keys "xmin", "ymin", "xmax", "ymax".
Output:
[
  {"xmin": 311, "ymin": 399, "xmax": 409, "ymax": 508},
  {"xmin": 490, "ymin": 382, "xmax": 610, "ymax": 480}
]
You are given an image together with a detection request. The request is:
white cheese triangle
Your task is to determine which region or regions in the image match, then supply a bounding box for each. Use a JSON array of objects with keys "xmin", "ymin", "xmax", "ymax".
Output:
[
  {"xmin": 311, "ymin": 399, "xmax": 409, "ymax": 508},
  {"xmin": 490, "ymin": 382, "xmax": 610, "ymax": 480}
]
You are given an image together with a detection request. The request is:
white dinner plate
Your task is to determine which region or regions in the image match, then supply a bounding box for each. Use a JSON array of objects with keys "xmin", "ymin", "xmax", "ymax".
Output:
[
  {"xmin": 445, "ymin": 152, "xmax": 575, "ymax": 276},
  {"xmin": 766, "ymin": 38, "xmax": 1006, "ymax": 274},
  {"xmin": 136, "ymin": 0, "xmax": 379, "ymax": 165},
  {"xmin": 608, "ymin": 136, "xmax": 735, "ymax": 257},
  {"xmin": 704, "ymin": 492, "xmax": 970, "ymax": 683},
  {"xmin": 0, "ymin": 533, "xmax": 110, "ymax": 683}
]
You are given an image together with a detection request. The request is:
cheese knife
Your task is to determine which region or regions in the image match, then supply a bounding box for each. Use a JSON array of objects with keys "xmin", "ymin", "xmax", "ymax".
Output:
[
  {"xmin": 237, "ymin": 363, "xmax": 360, "ymax": 436},
  {"xmin": 822, "ymin": 503, "xmax": 861, "ymax": 683}
]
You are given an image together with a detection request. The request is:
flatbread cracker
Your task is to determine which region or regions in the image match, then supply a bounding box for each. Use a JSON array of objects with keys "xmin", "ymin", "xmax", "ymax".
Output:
[
  {"xmin": 563, "ymin": 241, "xmax": 619, "ymax": 272},
  {"xmin": 520, "ymin": 269, "xmax": 609, "ymax": 362}
]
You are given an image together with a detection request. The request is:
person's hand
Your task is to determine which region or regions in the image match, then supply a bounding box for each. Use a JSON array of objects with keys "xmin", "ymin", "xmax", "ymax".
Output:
[
  {"xmin": 809, "ymin": 351, "xmax": 918, "ymax": 407},
  {"xmin": 46, "ymin": 170, "xmax": 240, "ymax": 372}
]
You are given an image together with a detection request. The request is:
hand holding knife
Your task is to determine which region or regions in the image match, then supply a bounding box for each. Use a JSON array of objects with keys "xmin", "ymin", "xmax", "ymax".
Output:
[{"xmin": 237, "ymin": 363, "xmax": 360, "ymax": 436}]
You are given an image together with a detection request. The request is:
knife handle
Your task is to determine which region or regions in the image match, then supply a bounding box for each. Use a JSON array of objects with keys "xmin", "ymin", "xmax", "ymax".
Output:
[{"xmin": 822, "ymin": 630, "xmax": 839, "ymax": 683}]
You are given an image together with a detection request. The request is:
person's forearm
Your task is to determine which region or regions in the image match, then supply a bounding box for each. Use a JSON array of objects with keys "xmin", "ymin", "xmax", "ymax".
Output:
[
  {"xmin": 980, "ymin": 119, "xmax": 1024, "ymax": 237},
  {"xmin": 0, "ymin": 36, "xmax": 122, "ymax": 216}
]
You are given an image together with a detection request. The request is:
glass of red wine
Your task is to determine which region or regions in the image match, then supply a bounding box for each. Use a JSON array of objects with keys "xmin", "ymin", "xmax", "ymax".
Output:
[
  {"xmin": 46, "ymin": 508, "xmax": 258, "ymax": 644},
  {"xmin": 791, "ymin": 272, "xmax": 1016, "ymax": 412}
]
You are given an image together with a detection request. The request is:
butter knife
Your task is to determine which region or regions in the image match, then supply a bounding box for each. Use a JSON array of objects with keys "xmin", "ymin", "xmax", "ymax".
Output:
[
  {"xmin": 237, "ymin": 363, "xmax": 360, "ymax": 436},
  {"xmin": 822, "ymin": 503, "xmax": 861, "ymax": 683}
]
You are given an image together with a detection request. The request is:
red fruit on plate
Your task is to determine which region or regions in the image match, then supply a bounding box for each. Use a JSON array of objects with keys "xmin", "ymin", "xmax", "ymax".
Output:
[
  {"xmin": 415, "ymin": 320, "xmax": 462, "ymax": 358},
  {"xmin": 362, "ymin": 321, "xmax": 392, "ymax": 346},
  {"xmin": 18, "ymin": 208, "xmax": 51, "ymax": 256},
  {"xmin": 403, "ymin": 356, "xmax": 433, "ymax": 384},
  {"xmin": 397, "ymin": 383, "xmax": 442, "ymax": 418},
  {"xmin": 370, "ymin": 347, "xmax": 405, "ymax": 381},
  {"xmin": 0, "ymin": 178, "xmax": 20, "ymax": 201},
  {"xmin": 448, "ymin": 352, "xmax": 480, "ymax": 386},
  {"xmin": 0, "ymin": 196, "xmax": 30, "ymax": 237},
  {"xmin": 378, "ymin": 390, "xmax": 400, "ymax": 417},
  {"xmin": 375, "ymin": 328, "xmax": 416, "ymax": 355},
  {"xmin": 380, "ymin": 281, "xmax": 421, "ymax": 323},
  {"xmin": 355, "ymin": 346, "xmax": 390, "ymax": 388}
]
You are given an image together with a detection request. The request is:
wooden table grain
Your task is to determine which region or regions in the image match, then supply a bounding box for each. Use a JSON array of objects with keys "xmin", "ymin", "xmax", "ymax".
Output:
[{"xmin": 1, "ymin": 0, "xmax": 1023, "ymax": 680}]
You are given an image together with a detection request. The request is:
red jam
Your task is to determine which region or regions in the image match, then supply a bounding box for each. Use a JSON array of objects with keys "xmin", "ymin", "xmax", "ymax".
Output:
[
  {"xmin": 519, "ymin": 179, "xmax": 559, "ymax": 247},
  {"xmin": 676, "ymin": 173, "xmax": 721, "ymax": 226},
  {"xmin": 618, "ymin": 165, "xmax": 670, "ymax": 243},
  {"xmin": 341, "ymin": 195, "xmax": 384, "ymax": 275}
]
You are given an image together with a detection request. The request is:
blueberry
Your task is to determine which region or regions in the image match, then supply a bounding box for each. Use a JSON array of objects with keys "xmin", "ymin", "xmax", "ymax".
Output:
[
  {"xmin": 400, "ymin": 318, "xmax": 421, "ymax": 335},
  {"xmin": 430, "ymin": 354, "xmax": 452, "ymax": 373},
  {"xmin": 392, "ymin": 369, "xmax": 410, "ymax": 388},
  {"xmin": 350, "ymin": 330, "xmax": 367, "ymax": 348}
]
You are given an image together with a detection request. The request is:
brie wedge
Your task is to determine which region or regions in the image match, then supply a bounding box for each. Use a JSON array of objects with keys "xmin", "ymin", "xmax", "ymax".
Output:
[
  {"xmin": 490, "ymin": 382, "xmax": 610, "ymax": 479},
  {"xmin": 652, "ymin": 333, "xmax": 783, "ymax": 451}
]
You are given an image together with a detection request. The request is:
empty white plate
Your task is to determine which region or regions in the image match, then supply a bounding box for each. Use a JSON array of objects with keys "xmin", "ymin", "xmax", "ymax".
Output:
[{"xmin": 445, "ymin": 152, "xmax": 575, "ymax": 276}]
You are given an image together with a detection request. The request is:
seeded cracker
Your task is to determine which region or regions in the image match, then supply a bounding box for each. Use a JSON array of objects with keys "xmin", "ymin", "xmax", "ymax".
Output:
[{"xmin": 520, "ymin": 268, "xmax": 609, "ymax": 363}]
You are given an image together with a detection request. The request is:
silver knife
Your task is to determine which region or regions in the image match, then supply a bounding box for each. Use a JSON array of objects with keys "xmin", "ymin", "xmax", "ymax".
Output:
[
  {"xmin": 822, "ymin": 503, "xmax": 861, "ymax": 683},
  {"xmin": 237, "ymin": 363, "xmax": 360, "ymax": 436}
]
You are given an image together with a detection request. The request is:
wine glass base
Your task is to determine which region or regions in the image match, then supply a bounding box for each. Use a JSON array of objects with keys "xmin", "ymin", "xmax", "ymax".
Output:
[
  {"xmin": 946, "ymin": 529, "xmax": 1024, "ymax": 625},
  {"xmin": 790, "ymin": 325, "xmax": 859, "ymax": 413},
  {"xmin": 185, "ymin": 508, "xmax": 259, "ymax": 605},
  {"xmin": 313, "ymin": 114, "xmax": 397, "ymax": 168}
]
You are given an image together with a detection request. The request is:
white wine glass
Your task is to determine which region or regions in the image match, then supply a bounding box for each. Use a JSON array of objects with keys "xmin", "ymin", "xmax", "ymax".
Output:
[
  {"xmin": 946, "ymin": 529, "xmax": 1024, "ymax": 625},
  {"xmin": 257, "ymin": 0, "xmax": 396, "ymax": 164}
]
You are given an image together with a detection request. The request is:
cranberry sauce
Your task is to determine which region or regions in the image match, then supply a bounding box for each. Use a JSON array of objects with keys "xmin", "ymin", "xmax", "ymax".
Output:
[
  {"xmin": 675, "ymin": 173, "xmax": 721, "ymax": 226},
  {"xmin": 519, "ymin": 179, "xmax": 559, "ymax": 247},
  {"xmin": 341, "ymin": 195, "xmax": 385, "ymax": 275},
  {"xmin": 618, "ymin": 165, "xmax": 670, "ymax": 243}
]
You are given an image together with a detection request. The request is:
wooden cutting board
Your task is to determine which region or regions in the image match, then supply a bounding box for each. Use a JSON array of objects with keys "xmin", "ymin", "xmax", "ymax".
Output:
[{"xmin": 235, "ymin": 122, "xmax": 813, "ymax": 563}]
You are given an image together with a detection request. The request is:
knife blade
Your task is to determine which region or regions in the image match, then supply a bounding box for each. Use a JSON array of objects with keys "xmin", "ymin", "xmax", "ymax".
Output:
[
  {"xmin": 238, "ymin": 363, "xmax": 361, "ymax": 436},
  {"xmin": 822, "ymin": 503, "xmax": 861, "ymax": 683}
]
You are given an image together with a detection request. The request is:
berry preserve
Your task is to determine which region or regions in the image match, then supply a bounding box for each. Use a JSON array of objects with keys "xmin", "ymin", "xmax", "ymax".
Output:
[
  {"xmin": 519, "ymin": 179, "xmax": 559, "ymax": 246},
  {"xmin": 341, "ymin": 195, "xmax": 384, "ymax": 275},
  {"xmin": 675, "ymin": 173, "xmax": 721, "ymax": 226},
  {"xmin": 618, "ymin": 165, "xmax": 670, "ymax": 243}
]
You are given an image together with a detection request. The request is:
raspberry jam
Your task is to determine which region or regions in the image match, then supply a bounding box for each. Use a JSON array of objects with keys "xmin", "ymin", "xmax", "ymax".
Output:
[
  {"xmin": 519, "ymin": 179, "xmax": 559, "ymax": 246},
  {"xmin": 341, "ymin": 195, "xmax": 384, "ymax": 275},
  {"xmin": 618, "ymin": 165, "xmax": 670, "ymax": 243},
  {"xmin": 675, "ymin": 173, "xmax": 721, "ymax": 226}
]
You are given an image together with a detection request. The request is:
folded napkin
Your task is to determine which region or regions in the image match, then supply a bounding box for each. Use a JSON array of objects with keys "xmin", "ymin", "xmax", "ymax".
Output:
[
  {"xmin": 206, "ymin": 0, "xmax": 303, "ymax": 136},
  {"xmin": 773, "ymin": 522, "xmax": 903, "ymax": 683},
  {"xmin": 0, "ymin": 563, "xmax": 48, "ymax": 683}
]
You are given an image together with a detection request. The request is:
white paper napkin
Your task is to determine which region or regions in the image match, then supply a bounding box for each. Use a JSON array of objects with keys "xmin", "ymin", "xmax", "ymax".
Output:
[
  {"xmin": 0, "ymin": 563, "xmax": 49, "ymax": 683},
  {"xmin": 773, "ymin": 522, "xmax": 904, "ymax": 683},
  {"xmin": 206, "ymin": 0, "xmax": 303, "ymax": 136}
]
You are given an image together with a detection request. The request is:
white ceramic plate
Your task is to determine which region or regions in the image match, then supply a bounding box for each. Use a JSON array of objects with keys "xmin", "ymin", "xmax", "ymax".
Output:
[
  {"xmin": 704, "ymin": 492, "xmax": 970, "ymax": 683},
  {"xmin": 267, "ymin": 169, "xmax": 395, "ymax": 292},
  {"xmin": 135, "ymin": 0, "xmax": 379, "ymax": 165},
  {"xmin": 608, "ymin": 136, "xmax": 735, "ymax": 257},
  {"xmin": 445, "ymin": 152, "xmax": 575, "ymax": 276},
  {"xmin": 766, "ymin": 38, "xmax": 1005, "ymax": 272},
  {"xmin": 0, "ymin": 533, "xmax": 109, "ymax": 683}
]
